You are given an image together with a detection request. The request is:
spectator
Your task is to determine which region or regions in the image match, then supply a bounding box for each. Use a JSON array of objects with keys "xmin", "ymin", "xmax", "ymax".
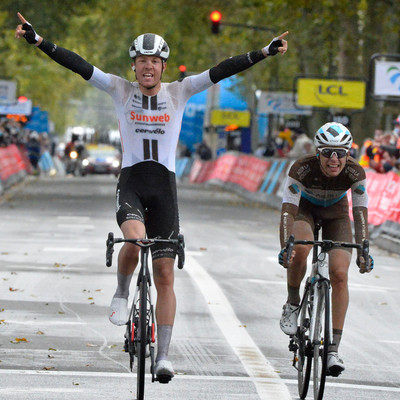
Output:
[
  {"xmin": 254, "ymin": 142, "xmax": 266, "ymax": 157},
  {"xmin": 287, "ymin": 129, "xmax": 315, "ymax": 159},
  {"xmin": 275, "ymin": 125, "xmax": 293, "ymax": 157},
  {"xmin": 196, "ymin": 141, "xmax": 212, "ymax": 160},
  {"xmin": 26, "ymin": 131, "xmax": 41, "ymax": 174},
  {"xmin": 367, "ymin": 130, "xmax": 398, "ymax": 173}
]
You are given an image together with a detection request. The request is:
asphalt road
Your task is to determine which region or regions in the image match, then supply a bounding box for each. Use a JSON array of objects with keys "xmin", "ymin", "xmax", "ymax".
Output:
[{"xmin": 0, "ymin": 175, "xmax": 399, "ymax": 400}]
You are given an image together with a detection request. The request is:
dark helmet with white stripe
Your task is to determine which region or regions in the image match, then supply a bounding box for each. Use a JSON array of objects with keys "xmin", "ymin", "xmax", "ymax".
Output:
[
  {"xmin": 129, "ymin": 33, "xmax": 170, "ymax": 61},
  {"xmin": 314, "ymin": 122, "xmax": 353, "ymax": 149}
]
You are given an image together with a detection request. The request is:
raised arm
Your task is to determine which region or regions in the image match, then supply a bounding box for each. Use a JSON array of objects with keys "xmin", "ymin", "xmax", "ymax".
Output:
[
  {"xmin": 15, "ymin": 12, "xmax": 94, "ymax": 81},
  {"xmin": 209, "ymin": 31, "xmax": 288, "ymax": 83}
]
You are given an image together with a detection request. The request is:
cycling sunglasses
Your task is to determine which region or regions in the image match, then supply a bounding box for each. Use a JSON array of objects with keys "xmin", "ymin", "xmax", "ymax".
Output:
[{"xmin": 319, "ymin": 147, "xmax": 349, "ymax": 159}]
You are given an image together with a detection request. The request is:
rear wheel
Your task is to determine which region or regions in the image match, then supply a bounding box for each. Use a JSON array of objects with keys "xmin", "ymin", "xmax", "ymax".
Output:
[
  {"xmin": 136, "ymin": 273, "xmax": 148, "ymax": 400},
  {"xmin": 313, "ymin": 280, "xmax": 330, "ymax": 400},
  {"xmin": 297, "ymin": 287, "xmax": 312, "ymax": 399}
]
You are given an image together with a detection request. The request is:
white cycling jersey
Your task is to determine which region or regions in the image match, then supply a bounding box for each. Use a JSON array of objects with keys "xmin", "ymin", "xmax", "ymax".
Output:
[{"xmin": 89, "ymin": 67, "xmax": 213, "ymax": 172}]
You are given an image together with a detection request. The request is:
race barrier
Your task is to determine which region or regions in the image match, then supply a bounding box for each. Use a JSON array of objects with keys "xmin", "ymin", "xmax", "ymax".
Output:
[
  {"xmin": 0, "ymin": 144, "xmax": 29, "ymax": 192},
  {"xmin": 189, "ymin": 153, "xmax": 270, "ymax": 192},
  {"xmin": 185, "ymin": 153, "xmax": 400, "ymax": 254},
  {"xmin": 0, "ymin": 144, "xmax": 62, "ymax": 195}
]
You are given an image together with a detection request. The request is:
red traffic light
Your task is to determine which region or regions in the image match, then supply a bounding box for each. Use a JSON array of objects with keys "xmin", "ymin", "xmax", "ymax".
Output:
[
  {"xmin": 179, "ymin": 65, "xmax": 187, "ymax": 72},
  {"xmin": 210, "ymin": 11, "xmax": 222, "ymax": 34},
  {"xmin": 210, "ymin": 10, "xmax": 222, "ymax": 22}
]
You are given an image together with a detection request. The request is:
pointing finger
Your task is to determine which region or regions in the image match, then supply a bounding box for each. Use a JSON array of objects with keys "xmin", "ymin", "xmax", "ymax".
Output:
[
  {"xmin": 17, "ymin": 12, "xmax": 27, "ymax": 24},
  {"xmin": 278, "ymin": 31, "xmax": 289, "ymax": 40}
]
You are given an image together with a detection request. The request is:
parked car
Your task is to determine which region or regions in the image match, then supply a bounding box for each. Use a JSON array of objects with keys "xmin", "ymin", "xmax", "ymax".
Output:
[{"xmin": 80, "ymin": 144, "xmax": 121, "ymax": 177}]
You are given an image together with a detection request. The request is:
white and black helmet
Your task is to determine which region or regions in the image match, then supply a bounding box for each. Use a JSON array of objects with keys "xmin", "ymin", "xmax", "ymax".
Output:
[
  {"xmin": 314, "ymin": 122, "xmax": 353, "ymax": 149},
  {"xmin": 129, "ymin": 33, "xmax": 170, "ymax": 61}
]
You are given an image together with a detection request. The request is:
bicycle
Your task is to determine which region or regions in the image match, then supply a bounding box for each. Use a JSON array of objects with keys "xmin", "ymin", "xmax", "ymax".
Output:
[
  {"xmin": 285, "ymin": 221, "xmax": 369, "ymax": 400},
  {"xmin": 106, "ymin": 232, "xmax": 185, "ymax": 400}
]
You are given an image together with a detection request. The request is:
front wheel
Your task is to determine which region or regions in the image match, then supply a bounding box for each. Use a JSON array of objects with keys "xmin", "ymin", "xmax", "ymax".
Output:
[
  {"xmin": 136, "ymin": 274, "xmax": 148, "ymax": 400},
  {"xmin": 297, "ymin": 286, "xmax": 312, "ymax": 399},
  {"xmin": 313, "ymin": 280, "xmax": 330, "ymax": 400}
]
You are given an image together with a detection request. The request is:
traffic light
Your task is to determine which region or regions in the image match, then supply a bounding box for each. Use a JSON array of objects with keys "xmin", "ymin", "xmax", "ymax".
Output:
[
  {"xmin": 179, "ymin": 65, "xmax": 187, "ymax": 79},
  {"xmin": 210, "ymin": 10, "xmax": 222, "ymax": 34}
]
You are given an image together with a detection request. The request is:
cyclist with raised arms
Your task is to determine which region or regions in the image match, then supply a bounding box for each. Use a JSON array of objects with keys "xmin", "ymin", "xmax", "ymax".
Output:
[
  {"xmin": 15, "ymin": 12, "xmax": 288, "ymax": 381},
  {"xmin": 278, "ymin": 122, "xmax": 374, "ymax": 377}
]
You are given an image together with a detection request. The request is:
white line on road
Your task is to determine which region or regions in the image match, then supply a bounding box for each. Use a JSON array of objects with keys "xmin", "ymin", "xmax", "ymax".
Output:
[
  {"xmin": 0, "ymin": 370, "xmax": 399, "ymax": 393},
  {"xmin": 43, "ymin": 247, "xmax": 89, "ymax": 252},
  {"xmin": 184, "ymin": 255, "xmax": 292, "ymax": 400},
  {"xmin": 57, "ymin": 224, "xmax": 95, "ymax": 229}
]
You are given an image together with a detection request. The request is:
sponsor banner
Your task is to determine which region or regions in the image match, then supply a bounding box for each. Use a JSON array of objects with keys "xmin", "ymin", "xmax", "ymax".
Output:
[
  {"xmin": 0, "ymin": 99, "xmax": 32, "ymax": 115},
  {"xmin": 211, "ymin": 109, "xmax": 251, "ymax": 127},
  {"xmin": 297, "ymin": 78, "xmax": 366, "ymax": 109},
  {"xmin": 348, "ymin": 171, "xmax": 400, "ymax": 226},
  {"xmin": 257, "ymin": 91, "xmax": 312, "ymax": 115},
  {"xmin": 208, "ymin": 153, "xmax": 237, "ymax": 182},
  {"xmin": 227, "ymin": 155, "xmax": 270, "ymax": 192},
  {"xmin": 189, "ymin": 154, "xmax": 270, "ymax": 192},
  {"xmin": 373, "ymin": 60, "xmax": 400, "ymax": 97},
  {"xmin": 189, "ymin": 159, "xmax": 217, "ymax": 183},
  {"xmin": 0, "ymin": 80, "xmax": 17, "ymax": 103},
  {"xmin": 0, "ymin": 144, "xmax": 26, "ymax": 184},
  {"xmin": 260, "ymin": 159, "xmax": 290, "ymax": 194}
]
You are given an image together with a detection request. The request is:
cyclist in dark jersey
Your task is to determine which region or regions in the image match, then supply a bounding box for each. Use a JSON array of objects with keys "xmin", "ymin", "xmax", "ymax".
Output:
[
  {"xmin": 278, "ymin": 122, "xmax": 374, "ymax": 377},
  {"xmin": 16, "ymin": 12, "xmax": 288, "ymax": 380}
]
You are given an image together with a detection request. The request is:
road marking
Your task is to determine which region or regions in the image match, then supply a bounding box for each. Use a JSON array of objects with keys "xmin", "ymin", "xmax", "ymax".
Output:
[
  {"xmin": 57, "ymin": 224, "xmax": 95, "ymax": 229},
  {"xmin": 184, "ymin": 255, "xmax": 292, "ymax": 400},
  {"xmin": 57, "ymin": 216, "xmax": 91, "ymax": 221},
  {"xmin": 0, "ymin": 370, "xmax": 399, "ymax": 393},
  {"xmin": 43, "ymin": 247, "xmax": 89, "ymax": 252}
]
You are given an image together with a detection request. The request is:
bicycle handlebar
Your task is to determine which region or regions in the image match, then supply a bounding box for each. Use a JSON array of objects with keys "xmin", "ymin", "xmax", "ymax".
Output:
[
  {"xmin": 106, "ymin": 232, "xmax": 185, "ymax": 269},
  {"xmin": 285, "ymin": 235, "xmax": 369, "ymax": 266}
]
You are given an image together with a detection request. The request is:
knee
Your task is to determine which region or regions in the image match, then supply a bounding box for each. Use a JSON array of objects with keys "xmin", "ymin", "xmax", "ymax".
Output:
[
  {"xmin": 330, "ymin": 268, "xmax": 348, "ymax": 288},
  {"xmin": 153, "ymin": 260, "xmax": 174, "ymax": 288},
  {"xmin": 120, "ymin": 243, "xmax": 140, "ymax": 261}
]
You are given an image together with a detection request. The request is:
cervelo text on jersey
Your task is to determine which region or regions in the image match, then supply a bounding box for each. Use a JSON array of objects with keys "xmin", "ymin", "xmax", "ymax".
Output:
[{"xmin": 130, "ymin": 111, "xmax": 170, "ymax": 123}]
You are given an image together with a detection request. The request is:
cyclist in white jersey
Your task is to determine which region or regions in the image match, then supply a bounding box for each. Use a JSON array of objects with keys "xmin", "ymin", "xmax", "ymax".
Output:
[{"xmin": 16, "ymin": 12, "xmax": 288, "ymax": 380}]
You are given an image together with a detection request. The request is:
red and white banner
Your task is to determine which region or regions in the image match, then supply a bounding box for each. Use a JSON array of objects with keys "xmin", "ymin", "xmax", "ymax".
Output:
[{"xmin": 0, "ymin": 144, "xmax": 27, "ymax": 185}]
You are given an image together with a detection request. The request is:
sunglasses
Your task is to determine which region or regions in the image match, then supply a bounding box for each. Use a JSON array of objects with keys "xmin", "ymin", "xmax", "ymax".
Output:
[{"xmin": 319, "ymin": 148, "xmax": 349, "ymax": 159}]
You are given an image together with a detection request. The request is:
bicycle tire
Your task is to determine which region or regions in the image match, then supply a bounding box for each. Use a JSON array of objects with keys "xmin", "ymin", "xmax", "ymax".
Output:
[
  {"xmin": 136, "ymin": 270, "xmax": 149, "ymax": 400},
  {"xmin": 313, "ymin": 280, "xmax": 330, "ymax": 400},
  {"xmin": 297, "ymin": 286, "xmax": 312, "ymax": 399}
]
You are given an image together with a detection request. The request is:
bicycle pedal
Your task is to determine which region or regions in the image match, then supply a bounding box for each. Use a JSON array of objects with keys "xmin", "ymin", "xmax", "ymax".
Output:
[{"xmin": 157, "ymin": 375, "xmax": 172, "ymax": 384}]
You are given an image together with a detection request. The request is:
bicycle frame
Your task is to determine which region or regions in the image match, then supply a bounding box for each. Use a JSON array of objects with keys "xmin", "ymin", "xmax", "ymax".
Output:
[
  {"xmin": 287, "ymin": 222, "xmax": 369, "ymax": 400},
  {"xmin": 106, "ymin": 233, "xmax": 185, "ymax": 399}
]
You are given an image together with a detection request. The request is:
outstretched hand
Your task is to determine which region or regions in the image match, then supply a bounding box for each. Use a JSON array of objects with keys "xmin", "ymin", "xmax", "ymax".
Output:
[
  {"xmin": 15, "ymin": 12, "xmax": 42, "ymax": 45},
  {"xmin": 263, "ymin": 31, "xmax": 289, "ymax": 57}
]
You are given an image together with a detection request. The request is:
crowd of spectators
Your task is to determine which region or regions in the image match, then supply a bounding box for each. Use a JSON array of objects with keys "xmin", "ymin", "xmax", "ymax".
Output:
[
  {"xmin": 358, "ymin": 116, "xmax": 400, "ymax": 174},
  {"xmin": 0, "ymin": 117, "xmax": 55, "ymax": 175},
  {"xmin": 255, "ymin": 126, "xmax": 316, "ymax": 159}
]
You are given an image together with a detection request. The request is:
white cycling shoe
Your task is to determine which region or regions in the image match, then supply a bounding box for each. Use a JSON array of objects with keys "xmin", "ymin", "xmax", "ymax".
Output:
[
  {"xmin": 327, "ymin": 351, "xmax": 345, "ymax": 376},
  {"xmin": 280, "ymin": 302, "xmax": 299, "ymax": 335},
  {"xmin": 155, "ymin": 359, "xmax": 174, "ymax": 383},
  {"xmin": 109, "ymin": 297, "xmax": 128, "ymax": 326}
]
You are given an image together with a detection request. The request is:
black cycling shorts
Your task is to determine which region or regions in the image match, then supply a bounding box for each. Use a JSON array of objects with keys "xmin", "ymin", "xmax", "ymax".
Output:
[
  {"xmin": 116, "ymin": 161, "xmax": 179, "ymax": 260},
  {"xmin": 296, "ymin": 196, "xmax": 353, "ymax": 250}
]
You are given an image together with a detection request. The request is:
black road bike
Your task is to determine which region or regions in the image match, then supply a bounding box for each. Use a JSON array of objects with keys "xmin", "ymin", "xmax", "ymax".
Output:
[
  {"xmin": 106, "ymin": 233, "xmax": 185, "ymax": 400},
  {"xmin": 286, "ymin": 221, "xmax": 369, "ymax": 400}
]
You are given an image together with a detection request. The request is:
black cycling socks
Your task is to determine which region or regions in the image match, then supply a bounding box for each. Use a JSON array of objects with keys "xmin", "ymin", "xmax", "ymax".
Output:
[{"xmin": 287, "ymin": 285, "xmax": 300, "ymax": 306}]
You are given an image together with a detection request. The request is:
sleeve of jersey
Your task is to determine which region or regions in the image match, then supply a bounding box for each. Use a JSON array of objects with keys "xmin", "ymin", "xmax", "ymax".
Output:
[
  {"xmin": 350, "ymin": 178, "xmax": 368, "ymax": 208},
  {"xmin": 38, "ymin": 39, "xmax": 94, "ymax": 80},
  {"xmin": 209, "ymin": 50, "xmax": 266, "ymax": 84},
  {"xmin": 88, "ymin": 67, "xmax": 112, "ymax": 92},
  {"xmin": 282, "ymin": 175, "xmax": 304, "ymax": 206}
]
